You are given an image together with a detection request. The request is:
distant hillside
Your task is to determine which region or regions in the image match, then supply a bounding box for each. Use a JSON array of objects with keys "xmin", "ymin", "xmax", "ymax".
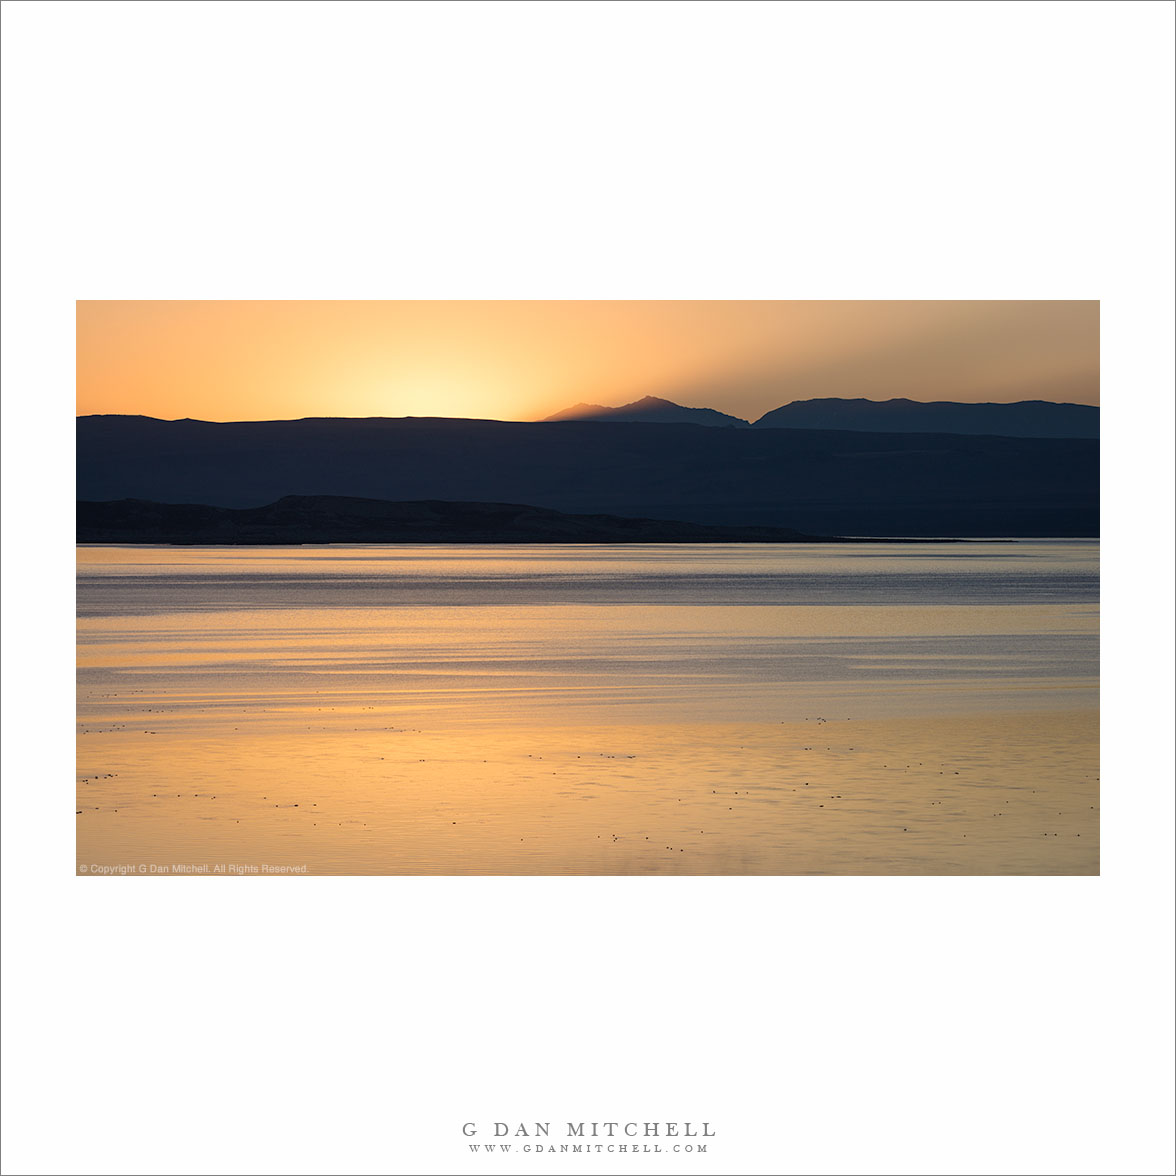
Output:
[
  {"xmin": 77, "ymin": 496, "xmax": 823, "ymax": 545},
  {"xmin": 752, "ymin": 398, "xmax": 1098, "ymax": 438},
  {"xmin": 77, "ymin": 415, "xmax": 1099, "ymax": 537},
  {"xmin": 544, "ymin": 395, "xmax": 750, "ymax": 428}
]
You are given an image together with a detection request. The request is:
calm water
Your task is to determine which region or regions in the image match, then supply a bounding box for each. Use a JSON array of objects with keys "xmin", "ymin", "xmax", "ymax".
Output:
[{"xmin": 76, "ymin": 542, "xmax": 1099, "ymax": 874}]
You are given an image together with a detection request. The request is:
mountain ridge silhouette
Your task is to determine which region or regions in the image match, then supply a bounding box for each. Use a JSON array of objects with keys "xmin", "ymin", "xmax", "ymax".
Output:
[
  {"xmin": 77, "ymin": 414, "xmax": 1099, "ymax": 537},
  {"xmin": 750, "ymin": 397, "xmax": 1098, "ymax": 438},
  {"xmin": 77, "ymin": 495, "xmax": 828, "ymax": 544},
  {"xmin": 540, "ymin": 395, "xmax": 1097, "ymax": 437}
]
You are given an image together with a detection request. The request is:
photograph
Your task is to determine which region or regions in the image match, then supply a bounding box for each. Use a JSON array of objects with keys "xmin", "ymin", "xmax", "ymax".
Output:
[
  {"xmin": 3, "ymin": 2, "xmax": 1171, "ymax": 1173},
  {"xmin": 76, "ymin": 299, "xmax": 1100, "ymax": 876}
]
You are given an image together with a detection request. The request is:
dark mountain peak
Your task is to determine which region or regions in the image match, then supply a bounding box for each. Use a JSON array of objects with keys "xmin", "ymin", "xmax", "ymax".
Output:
[{"xmin": 541, "ymin": 396, "xmax": 750, "ymax": 429}]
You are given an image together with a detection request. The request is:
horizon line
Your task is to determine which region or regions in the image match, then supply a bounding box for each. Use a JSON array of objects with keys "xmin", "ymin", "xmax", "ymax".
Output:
[{"xmin": 76, "ymin": 394, "xmax": 1102, "ymax": 427}]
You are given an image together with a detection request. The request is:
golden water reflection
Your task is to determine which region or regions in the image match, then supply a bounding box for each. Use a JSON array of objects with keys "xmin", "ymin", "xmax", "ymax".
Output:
[{"xmin": 77, "ymin": 544, "xmax": 1099, "ymax": 875}]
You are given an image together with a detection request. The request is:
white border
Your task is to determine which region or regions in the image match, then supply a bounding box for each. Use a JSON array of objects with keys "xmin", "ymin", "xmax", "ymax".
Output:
[{"xmin": 3, "ymin": 3, "xmax": 1174, "ymax": 1174}]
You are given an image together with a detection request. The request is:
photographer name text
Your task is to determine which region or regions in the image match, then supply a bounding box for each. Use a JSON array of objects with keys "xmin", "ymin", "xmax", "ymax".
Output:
[{"xmin": 463, "ymin": 1122, "xmax": 713, "ymax": 1155}]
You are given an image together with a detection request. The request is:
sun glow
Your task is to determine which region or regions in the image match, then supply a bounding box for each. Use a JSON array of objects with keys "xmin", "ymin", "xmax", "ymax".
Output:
[{"xmin": 76, "ymin": 300, "xmax": 1099, "ymax": 424}]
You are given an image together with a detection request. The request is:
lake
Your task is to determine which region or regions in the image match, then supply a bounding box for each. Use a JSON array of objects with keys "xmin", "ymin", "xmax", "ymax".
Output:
[{"xmin": 76, "ymin": 541, "xmax": 1099, "ymax": 874}]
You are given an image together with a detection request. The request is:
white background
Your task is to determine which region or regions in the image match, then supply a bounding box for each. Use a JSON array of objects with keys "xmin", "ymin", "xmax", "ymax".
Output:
[{"xmin": 2, "ymin": 2, "xmax": 1173, "ymax": 1174}]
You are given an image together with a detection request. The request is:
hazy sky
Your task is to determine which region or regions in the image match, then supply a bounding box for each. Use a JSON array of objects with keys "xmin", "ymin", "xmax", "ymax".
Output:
[{"xmin": 76, "ymin": 301, "xmax": 1099, "ymax": 422}]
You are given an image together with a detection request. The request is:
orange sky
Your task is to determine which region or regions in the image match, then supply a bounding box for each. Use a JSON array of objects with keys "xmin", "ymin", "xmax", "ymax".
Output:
[{"xmin": 76, "ymin": 301, "xmax": 1099, "ymax": 423}]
